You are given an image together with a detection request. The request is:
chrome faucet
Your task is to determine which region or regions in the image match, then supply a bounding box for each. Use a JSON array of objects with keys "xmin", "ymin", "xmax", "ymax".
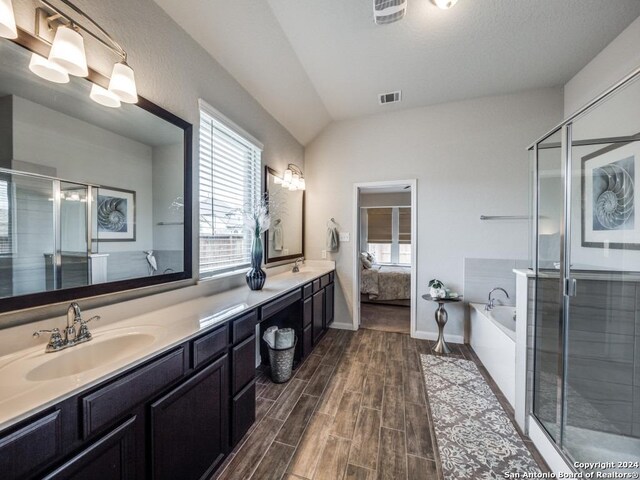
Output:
[
  {"xmin": 292, "ymin": 257, "xmax": 304, "ymax": 273},
  {"xmin": 33, "ymin": 302, "xmax": 101, "ymax": 353},
  {"xmin": 485, "ymin": 287, "xmax": 510, "ymax": 311}
]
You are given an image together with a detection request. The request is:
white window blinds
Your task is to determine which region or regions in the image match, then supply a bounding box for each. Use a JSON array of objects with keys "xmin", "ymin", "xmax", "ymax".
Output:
[{"xmin": 199, "ymin": 104, "xmax": 262, "ymax": 277}]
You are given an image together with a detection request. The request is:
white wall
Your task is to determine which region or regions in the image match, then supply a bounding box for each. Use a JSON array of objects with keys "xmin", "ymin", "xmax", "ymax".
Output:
[
  {"xmin": 152, "ymin": 142, "xmax": 184, "ymax": 251},
  {"xmin": 305, "ymin": 88, "xmax": 563, "ymax": 337},
  {"xmin": 564, "ymin": 16, "xmax": 640, "ymax": 117}
]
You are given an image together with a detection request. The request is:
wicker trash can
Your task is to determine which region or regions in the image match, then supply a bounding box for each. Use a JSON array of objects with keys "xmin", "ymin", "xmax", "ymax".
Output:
[{"xmin": 267, "ymin": 338, "xmax": 297, "ymax": 384}]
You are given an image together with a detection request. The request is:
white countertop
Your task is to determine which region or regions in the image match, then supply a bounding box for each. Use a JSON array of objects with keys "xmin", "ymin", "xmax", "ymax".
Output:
[{"xmin": 0, "ymin": 261, "xmax": 335, "ymax": 431}]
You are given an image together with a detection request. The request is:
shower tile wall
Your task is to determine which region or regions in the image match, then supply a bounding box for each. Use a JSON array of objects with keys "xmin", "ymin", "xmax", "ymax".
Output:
[
  {"xmin": 532, "ymin": 276, "xmax": 640, "ymax": 438},
  {"xmin": 463, "ymin": 258, "xmax": 528, "ymax": 305}
]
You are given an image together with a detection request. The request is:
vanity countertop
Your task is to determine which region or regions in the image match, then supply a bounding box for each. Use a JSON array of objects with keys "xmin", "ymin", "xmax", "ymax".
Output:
[{"xmin": 0, "ymin": 262, "xmax": 335, "ymax": 431}]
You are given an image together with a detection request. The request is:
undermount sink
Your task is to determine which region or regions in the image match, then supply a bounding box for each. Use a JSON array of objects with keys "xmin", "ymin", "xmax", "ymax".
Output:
[{"xmin": 26, "ymin": 332, "xmax": 156, "ymax": 382}]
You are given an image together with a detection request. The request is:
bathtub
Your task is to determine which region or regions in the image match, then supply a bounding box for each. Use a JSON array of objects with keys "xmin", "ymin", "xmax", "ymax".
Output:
[{"xmin": 469, "ymin": 303, "xmax": 516, "ymax": 407}]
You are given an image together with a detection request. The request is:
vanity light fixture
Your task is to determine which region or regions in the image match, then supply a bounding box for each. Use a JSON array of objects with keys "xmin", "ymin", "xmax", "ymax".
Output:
[
  {"xmin": 432, "ymin": 0, "xmax": 459, "ymax": 9},
  {"xmin": 48, "ymin": 24, "xmax": 88, "ymax": 76},
  {"xmin": 10, "ymin": 0, "xmax": 139, "ymax": 108},
  {"xmin": 0, "ymin": 0, "xmax": 17, "ymax": 39},
  {"xmin": 280, "ymin": 164, "xmax": 305, "ymax": 191},
  {"xmin": 28, "ymin": 52, "xmax": 70, "ymax": 83},
  {"xmin": 89, "ymin": 83, "xmax": 121, "ymax": 108}
]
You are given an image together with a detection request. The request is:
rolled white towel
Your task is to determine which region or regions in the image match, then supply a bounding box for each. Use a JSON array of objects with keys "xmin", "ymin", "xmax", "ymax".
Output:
[
  {"xmin": 263, "ymin": 326, "xmax": 278, "ymax": 348},
  {"xmin": 275, "ymin": 328, "xmax": 295, "ymax": 349}
]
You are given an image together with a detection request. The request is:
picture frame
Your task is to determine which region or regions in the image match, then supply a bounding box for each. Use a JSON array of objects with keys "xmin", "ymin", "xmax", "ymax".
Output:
[
  {"xmin": 93, "ymin": 186, "xmax": 136, "ymax": 242},
  {"xmin": 581, "ymin": 139, "xmax": 639, "ymax": 250}
]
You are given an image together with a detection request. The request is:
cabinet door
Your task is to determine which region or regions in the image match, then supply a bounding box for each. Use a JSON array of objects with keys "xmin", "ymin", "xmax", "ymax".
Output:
[
  {"xmin": 231, "ymin": 380, "xmax": 256, "ymax": 447},
  {"xmin": 150, "ymin": 355, "xmax": 228, "ymax": 480},
  {"xmin": 232, "ymin": 334, "xmax": 256, "ymax": 395},
  {"xmin": 43, "ymin": 416, "xmax": 137, "ymax": 480},
  {"xmin": 312, "ymin": 290, "xmax": 325, "ymax": 344},
  {"xmin": 303, "ymin": 324, "xmax": 313, "ymax": 358},
  {"xmin": 325, "ymin": 283, "xmax": 334, "ymax": 327},
  {"xmin": 303, "ymin": 297, "xmax": 312, "ymax": 328}
]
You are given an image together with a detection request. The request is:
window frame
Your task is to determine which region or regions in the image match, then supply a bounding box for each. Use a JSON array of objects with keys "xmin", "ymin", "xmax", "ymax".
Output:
[{"xmin": 198, "ymin": 100, "xmax": 263, "ymax": 279}]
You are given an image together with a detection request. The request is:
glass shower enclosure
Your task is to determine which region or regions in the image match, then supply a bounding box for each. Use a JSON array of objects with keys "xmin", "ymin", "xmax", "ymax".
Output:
[
  {"xmin": 529, "ymin": 67, "xmax": 640, "ymax": 472},
  {"xmin": 0, "ymin": 168, "xmax": 97, "ymax": 298}
]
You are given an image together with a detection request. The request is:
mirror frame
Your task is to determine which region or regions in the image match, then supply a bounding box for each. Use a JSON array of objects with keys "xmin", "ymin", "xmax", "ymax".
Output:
[
  {"xmin": 0, "ymin": 30, "xmax": 193, "ymax": 314},
  {"xmin": 264, "ymin": 166, "xmax": 305, "ymax": 265}
]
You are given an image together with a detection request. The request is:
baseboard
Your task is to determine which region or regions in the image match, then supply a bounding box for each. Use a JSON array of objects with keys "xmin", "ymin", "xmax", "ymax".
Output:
[
  {"xmin": 527, "ymin": 415, "xmax": 573, "ymax": 474},
  {"xmin": 329, "ymin": 322, "xmax": 357, "ymax": 331},
  {"xmin": 413, "ymin": 330, "xmax": 465, "ymax": 344}
]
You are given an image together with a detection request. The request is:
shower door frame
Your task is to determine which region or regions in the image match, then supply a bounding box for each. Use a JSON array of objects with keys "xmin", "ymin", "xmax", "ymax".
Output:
[{"xmin": 528, "ymin": 63, "xmax": 640, "ymax": 466}]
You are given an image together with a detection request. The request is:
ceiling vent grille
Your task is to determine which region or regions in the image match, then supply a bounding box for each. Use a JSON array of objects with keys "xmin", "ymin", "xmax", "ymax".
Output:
[
  {"xmin": 373, "ymin": 0, "xmax": 407, "ymax": 25},
  {"xmin": 379, "ymin": 91, "xmax": 402, "ymax": 105}
]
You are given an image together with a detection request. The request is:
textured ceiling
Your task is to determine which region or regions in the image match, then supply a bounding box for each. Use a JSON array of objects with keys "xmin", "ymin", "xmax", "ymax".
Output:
[{"xmin": 154, "ymin": 0, "xmax": 640, "ymax": 145}]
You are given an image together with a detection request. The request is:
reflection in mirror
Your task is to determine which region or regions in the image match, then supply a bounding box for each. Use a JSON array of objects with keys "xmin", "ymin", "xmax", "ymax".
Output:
[
  {"xmin": 264, "ymin": 167, "xmax": 304, "ymax": 264},
  {"xmin": 0, "ymin": 36, "xmax": 190, "ymax": 309}
]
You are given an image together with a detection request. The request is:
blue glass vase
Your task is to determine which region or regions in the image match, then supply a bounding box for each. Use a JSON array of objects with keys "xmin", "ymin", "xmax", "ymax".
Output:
[{"xmin": 246, "ymin": 236, "xmax": 266, "ymax": 290}]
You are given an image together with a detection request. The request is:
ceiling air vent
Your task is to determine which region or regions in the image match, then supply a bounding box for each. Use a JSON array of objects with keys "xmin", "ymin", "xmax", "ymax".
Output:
[
  {"xmin": 373, "ymin": 0, "xmax": 407, "ymax": 25},
  {"xmin": 379, "ymin": 90, "xmax": 402, "ymax": 105}
]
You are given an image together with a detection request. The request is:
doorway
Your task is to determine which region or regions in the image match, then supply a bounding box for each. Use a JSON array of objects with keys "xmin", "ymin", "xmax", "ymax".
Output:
[{"xmin": 353, "ymin": 180, "xmax": 417, "ymax": 336}]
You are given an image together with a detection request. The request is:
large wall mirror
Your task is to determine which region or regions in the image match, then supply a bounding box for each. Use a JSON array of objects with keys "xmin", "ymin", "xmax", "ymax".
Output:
[
  {"xmin": 0, "ymin": 34, "xmax": 192, "ymax": 313},
  {"xmin": 264, "ymin": 166, "xmax": 304, "ymax": 264}
]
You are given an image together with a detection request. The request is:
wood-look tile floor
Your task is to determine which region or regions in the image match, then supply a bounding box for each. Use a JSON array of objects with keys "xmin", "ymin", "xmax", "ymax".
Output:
[{"xmin": 213, "ymin": 328, "xmax": 548, "ymax": 480}]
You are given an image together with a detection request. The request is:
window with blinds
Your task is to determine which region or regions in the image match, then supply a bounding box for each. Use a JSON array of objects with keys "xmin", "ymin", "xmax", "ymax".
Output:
[
  {"xmin": 365, "ymin": 206, "xmax": 411, "ymax": 265},
  {"xmin": 0, "ymin": 179, "xmax": 10, "ymax": 255},
  {"xmin": 199, "ymin": 103, "xmax": 262, "ymax": 277}
]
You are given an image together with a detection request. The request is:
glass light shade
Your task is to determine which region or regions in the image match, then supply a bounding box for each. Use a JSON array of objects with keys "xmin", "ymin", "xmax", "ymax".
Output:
[
  {"xmin": 48, "ymin": 26, "xmax": 88, "ymax": 77},
  {"xmin": 108, "ymin": 62, "xmax": 138, "ymax": 104},
  {"xmin": 0, "ymin": 0, "xmax": 17, "ymax": 39},
  {"xmin": 288, "ymin": 183, "xmax": 297, "ymax": 191},
  {"xmin": 298, "ymin": 178, "xmax": 306, "ymax": 190},
  {"xmin": 291, "ymin": 173, "xmax": 300, "ymax": 189},
  {"xmin": 283, "ymin": 169, "xmax": 293, "ymax": 183},
  {"xmin": 273, "ymin": 176, "xmax": 283, "ymax": 184},
  {"xmin": 433, "ymin": 0, "xmax": 458, "ymax": 9},
  {"xmin": 90, "ymin": 83, "xmax": 121, "ymax": 108},
  {"xmin": 29, "ymin": 53, "xmax": 70, "ymax": 84},
  {"xmin": 282, "ymin": 180, "xmax": 290, "ymax": 189}
]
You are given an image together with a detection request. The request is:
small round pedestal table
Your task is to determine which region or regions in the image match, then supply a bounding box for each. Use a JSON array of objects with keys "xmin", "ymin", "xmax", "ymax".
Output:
[{"xmin": 422, "ymin": 295, "xmax": 463, "ymax": 354}]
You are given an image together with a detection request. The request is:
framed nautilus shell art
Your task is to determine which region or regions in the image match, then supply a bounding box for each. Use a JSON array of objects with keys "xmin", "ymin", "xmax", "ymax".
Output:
[
  {"xmin": 93, "ymin": 186, "xmax": 136, "ymax": 242},
  {"xmin": 582, "ymin": 139, "xmax": 638, "ymax": 250}
]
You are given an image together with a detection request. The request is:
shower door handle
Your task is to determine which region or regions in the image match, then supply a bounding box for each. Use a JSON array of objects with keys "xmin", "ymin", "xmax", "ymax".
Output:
[{"xmin": 564, "ymin": 278, "xmax": 577, "ymax": 297}]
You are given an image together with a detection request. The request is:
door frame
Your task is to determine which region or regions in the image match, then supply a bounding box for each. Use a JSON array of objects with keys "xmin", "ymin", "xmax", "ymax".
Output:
[{"xmin": 352, "ymin": 179, "xmax": 418, "ymax": 337}]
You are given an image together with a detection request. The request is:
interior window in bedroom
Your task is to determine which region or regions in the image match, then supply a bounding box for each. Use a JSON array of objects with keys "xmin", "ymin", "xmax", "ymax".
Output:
[{"xmin": 366, "ymin": 206, "xmax": 411, "ymax": 265}]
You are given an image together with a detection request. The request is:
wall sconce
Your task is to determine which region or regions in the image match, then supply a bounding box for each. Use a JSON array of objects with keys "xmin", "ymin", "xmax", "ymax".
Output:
[
  {"xmin": 2, "ymin": 0, "xmax": 138, "ymax": 108},
  {"xmin": 274, "ymin": 164, "xmax": 305, "ymax": 191}
]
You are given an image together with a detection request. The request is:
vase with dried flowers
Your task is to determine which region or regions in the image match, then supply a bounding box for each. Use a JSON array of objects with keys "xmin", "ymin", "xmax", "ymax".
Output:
[{"xmin": 241, "ymin": 195, "xmax": 271, "ymax": 290}]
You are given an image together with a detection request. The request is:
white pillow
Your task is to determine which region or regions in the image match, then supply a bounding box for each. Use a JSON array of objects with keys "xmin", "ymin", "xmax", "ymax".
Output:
[{"xmin": 360, "ymin": 252, "xmax": 372, "ymax": 269}]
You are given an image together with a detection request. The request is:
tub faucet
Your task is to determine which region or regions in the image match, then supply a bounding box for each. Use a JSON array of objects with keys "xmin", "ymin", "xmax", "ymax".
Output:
[
  {"xmin": 292, "ymin": 257, "xmax": 304, "ymax": 273},
  {"xmin": 486, "ymin": 287, "xmax": 509, "ymax": 311}
]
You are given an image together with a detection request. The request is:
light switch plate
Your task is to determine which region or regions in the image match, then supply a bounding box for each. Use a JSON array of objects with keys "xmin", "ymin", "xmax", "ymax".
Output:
[{"xmin": 339, "ymin": 232, "xmax": 350, "ymax": 242}]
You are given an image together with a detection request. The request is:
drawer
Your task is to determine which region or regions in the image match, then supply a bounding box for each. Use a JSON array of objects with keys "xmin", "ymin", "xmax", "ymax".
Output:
[
  {"xmin": 82, "ymin": 348, "xmax": 185, "ymax": 439},
  {"xmin": 312, "ymin": 279, "xmax": 321, "ymax": 293},
  {"xmin": 261, "ymin": 289, "xmax": 301, "ymax": 321},
  {"xmin": 231, "ymin": 380, "xmax": 256, "ymax": 447},
  {"xmin": 302, "ymin": 283, "xmax": 313, "ymax": 299},
  {"xmin": 232, "ymin": 335, "xmax": 256, "ymax": 395},
  {"xmin": 193, "ymin": 324, "xmax": 228, "ymax": 368},
  {"xmin": 0, "ymin": 410, "xmax": 61, "ymax": 480},
  {"xmin": 320, "ymin": 274, "xmax": 330, "ymax": 289},
  {"xmin": 329, "ymin": 271, "xmax": 335, "ymax": 283},
  {"xmin": 232, "ymin": 310, "xmax": 258, "ymax": 344}
]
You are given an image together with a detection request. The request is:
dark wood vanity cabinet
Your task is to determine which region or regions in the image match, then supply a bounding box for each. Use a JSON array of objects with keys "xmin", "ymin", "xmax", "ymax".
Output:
[
  {"xmin": 150, "ymin": 355, "xmax": 228, "ymax": 480},
  {"xmin": 0, "ymin": 270, "xmax": 335, "ymax": 480}
]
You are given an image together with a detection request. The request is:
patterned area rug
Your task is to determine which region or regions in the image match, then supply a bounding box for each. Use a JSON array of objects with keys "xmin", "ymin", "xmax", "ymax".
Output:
[{"xmin": 420, "ymin": 354, "xmax": 542, "ymax": 479}]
